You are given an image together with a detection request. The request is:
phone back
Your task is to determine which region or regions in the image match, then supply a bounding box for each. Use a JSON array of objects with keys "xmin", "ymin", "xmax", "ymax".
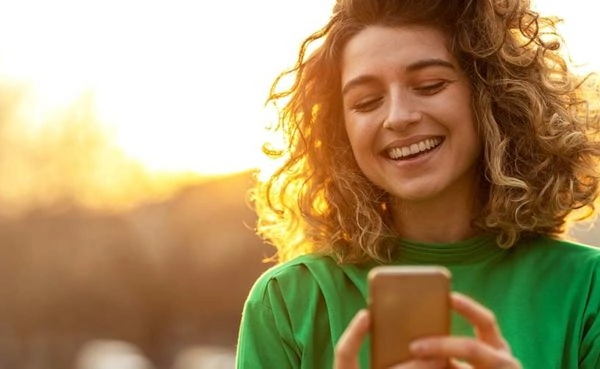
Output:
[{"xmin": 368, "ymin": 266, "xmax": 451, "ymax": 369}]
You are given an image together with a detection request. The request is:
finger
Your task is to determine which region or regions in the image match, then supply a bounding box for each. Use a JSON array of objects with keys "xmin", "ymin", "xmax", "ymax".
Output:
[
  {"xmin": 334, "ymin": 309, "xmax": 369, "ymax": 369},
  {"xmin": 388, "ymin": 359, "xmax": 448, "ymax": 369},
  {"xmin": 410, "ymin": 337, "xmax": 520, "ymax": 369},
  {"xmin": 449, "ymin": 358, "xmax": 472, "ymax": 369},
  {"xmin": 450, "ymin": 293, "xmax": 510, "ymax": 351}
]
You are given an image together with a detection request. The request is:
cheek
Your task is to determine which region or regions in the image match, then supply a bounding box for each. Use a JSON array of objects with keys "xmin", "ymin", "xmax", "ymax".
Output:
[
  {"xmin": 345, "ymin": 115, "xmax": 375, "ymax": 147},
  {"xmin": 343, "ymin": 120, "xmax": 369, "ymax": 167},
  {"xmin": 346, "ymin": 131, "xmax": 380, "ymax": 181},
  {"xmin": 458, "ymin": 121, "xmax": 482, "ymax": 163},
  {"xmin": 345, "ymin": 129, "xmax": 369, "ymax": 165},
  {"xmin": 343, "ymin": 116, "xmax": 359, "ymax": 148}
]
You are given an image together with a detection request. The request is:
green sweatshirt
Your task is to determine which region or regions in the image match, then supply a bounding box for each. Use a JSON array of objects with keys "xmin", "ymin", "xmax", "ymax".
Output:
[{"xmin": 236, "ymin": 235, "xmax": 600, "ymax": 368}]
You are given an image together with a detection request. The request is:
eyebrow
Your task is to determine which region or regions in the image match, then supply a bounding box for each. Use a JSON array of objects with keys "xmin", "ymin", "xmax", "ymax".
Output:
[
  {"xmin": 341, "ymin": 58, "xmax": 457, "ymax": 96},
  {"xmin": 405, "ymin": 58, "xmax": 456, "ymax": 72}
]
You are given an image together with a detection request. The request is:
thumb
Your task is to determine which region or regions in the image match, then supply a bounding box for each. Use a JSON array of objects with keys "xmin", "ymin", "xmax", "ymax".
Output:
[{"xmin": 334, "ymin": 310, "xmax": 369, "ymax": 369}]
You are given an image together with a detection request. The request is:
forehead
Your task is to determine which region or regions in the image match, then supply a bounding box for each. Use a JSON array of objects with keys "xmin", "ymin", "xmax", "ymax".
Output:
[{"xmin": 341, "ymin": 25, "xmax": 456, "ymax": 80}]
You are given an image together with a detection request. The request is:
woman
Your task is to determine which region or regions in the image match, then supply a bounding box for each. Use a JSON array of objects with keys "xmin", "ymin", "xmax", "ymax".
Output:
[{"xmin": 236, "ymin": 0, "xmax": 600, "ymax": 367}]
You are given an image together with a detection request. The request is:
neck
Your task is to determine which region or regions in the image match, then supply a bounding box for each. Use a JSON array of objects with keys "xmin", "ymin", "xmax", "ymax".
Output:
[{"xmin": 391, "ymin": 182, "xmax": 484, "ymax": 243}]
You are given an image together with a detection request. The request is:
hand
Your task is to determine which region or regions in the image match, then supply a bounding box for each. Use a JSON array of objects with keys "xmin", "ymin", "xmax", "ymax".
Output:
[
  {"xmin": 333, "ymin": 309, "xmax": 368, "ymax": 369},
  {"xmin": 333, "ymin": 310, "xmax": 446, "ymax": 369},
  {"xmin": 333, "ymin": 293, "xmax": 522, "ymax": 369},
  {"xmin": 409, "ymin": 293, "xmax": 522, "ymax": 369}
]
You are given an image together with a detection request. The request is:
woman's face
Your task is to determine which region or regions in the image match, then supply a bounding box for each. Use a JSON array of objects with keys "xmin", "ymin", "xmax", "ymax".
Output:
[{"xmin": 341, "ymin": 25, "xmax": 481, "ymax": 206}]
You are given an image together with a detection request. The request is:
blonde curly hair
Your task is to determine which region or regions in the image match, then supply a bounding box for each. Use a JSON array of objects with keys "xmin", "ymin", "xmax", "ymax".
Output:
[{"xmin": 252, "ymin": 0, "xmax": 600, "ymax": 263}]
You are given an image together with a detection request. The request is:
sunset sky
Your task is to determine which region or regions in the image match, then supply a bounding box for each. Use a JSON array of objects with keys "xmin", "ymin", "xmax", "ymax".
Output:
[{"xmin": 0, "ymin": 0, "xmax": 597, "ymax": 177}]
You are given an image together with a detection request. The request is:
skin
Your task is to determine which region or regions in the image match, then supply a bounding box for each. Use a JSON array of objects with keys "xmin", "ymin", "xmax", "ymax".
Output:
[
  {"xmin": 334, "ymin": 293, "xmax": 522, "ymax": 369},
  {"xmin": 341, "ymin": 25, "xmax": 482, "ymax": 243},
  {"xmin": 336, "ymin": 25, "xmax": 522, "ymax": 368}
]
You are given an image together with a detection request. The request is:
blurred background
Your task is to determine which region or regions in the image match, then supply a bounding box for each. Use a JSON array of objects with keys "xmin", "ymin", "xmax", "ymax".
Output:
[{"xmin": 0, "ymin": 0, "xmax": 597, "ymax": 368}]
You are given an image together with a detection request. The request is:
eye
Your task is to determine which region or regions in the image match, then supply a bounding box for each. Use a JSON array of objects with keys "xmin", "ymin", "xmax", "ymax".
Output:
[
  {"xmin": 413, "ymin": 81, "xmax": 448, "ymax": 95},
  {"xmin": 351, "ymin": 96, "xmax": 383, "ymax": 112}
]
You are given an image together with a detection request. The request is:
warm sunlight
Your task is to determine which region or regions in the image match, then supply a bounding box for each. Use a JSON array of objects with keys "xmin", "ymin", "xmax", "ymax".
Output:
[
  {"xmin": 532, "ymin": 1, "xmax": 600, "ymax": 74},
  {"xmin": 0, "ymin": 1, "xmax": 596, "ymax": 178},
  {"xmin": 0, "ymin": 0, "xmax": 598, "ymax": 214},
  {"xmin": 0, "ymin": 0, "xmax": 335, "ymax": 177}
]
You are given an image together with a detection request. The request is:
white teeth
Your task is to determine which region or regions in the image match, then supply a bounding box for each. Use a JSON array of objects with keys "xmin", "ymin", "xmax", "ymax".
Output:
[
  {"xmin": 387, "ymin": 138, "xmax": 442, "ymax": 159},
  {"xmin": 409, "ymin": 143, "xmax": 419, "ymax": 155}
]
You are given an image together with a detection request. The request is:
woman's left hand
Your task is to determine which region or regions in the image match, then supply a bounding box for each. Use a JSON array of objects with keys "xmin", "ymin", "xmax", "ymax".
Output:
[{"xmin": 408, "ymin": 292, "xmax": 522, "ymax": 369}]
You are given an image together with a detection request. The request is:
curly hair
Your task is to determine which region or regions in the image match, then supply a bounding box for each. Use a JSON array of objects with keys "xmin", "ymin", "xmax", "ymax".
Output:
[{"xmin": 252, "ymin": 0, "xmax": 600, "ymax": 263}]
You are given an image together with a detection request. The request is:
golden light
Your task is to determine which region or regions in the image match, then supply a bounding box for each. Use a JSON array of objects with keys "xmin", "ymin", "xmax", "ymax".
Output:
[
  {"xmin": 0, "ymin": 0, "xmax": 597, "ymax": 214},
  {"xmin": 533, "ymin": 1, "xmax": 600, "ymax": 74},
  {"xmin": 1, "ymin": 0, "xmax": 596, "ymax": 177},
  {"xmin": 0, "ymin": 0, "xmax": 335, "ymax": 177}
]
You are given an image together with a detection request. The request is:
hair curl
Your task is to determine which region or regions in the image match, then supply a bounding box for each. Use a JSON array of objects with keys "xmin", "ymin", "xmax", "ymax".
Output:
[{"xmin": 252, "ymin": 0, "xmax": 600, "ymax": 263}]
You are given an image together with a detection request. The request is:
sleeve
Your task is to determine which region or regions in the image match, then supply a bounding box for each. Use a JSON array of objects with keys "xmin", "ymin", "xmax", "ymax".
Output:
[
  {"xmin": 579, "ymin": 257, "xmax": 600, "ymax": 368},
  {"xmin": 236, "ymin": 278, "xmax": 300, "ymax": 369}
]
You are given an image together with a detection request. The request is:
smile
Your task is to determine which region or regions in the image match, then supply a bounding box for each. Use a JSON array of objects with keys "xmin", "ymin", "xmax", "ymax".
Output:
[{"xmin": 387, "ymin": 137, "xmax": 443, "ymax": 160}]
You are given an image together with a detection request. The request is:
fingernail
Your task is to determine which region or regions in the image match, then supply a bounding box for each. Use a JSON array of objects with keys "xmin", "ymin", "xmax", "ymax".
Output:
[{"xmin": 409, "ymin": 341, "xmax": 427, "ymax": 354}]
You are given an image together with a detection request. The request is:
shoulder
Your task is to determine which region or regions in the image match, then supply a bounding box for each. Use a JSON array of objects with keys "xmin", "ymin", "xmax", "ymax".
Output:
[
  {"xmin": 256, "ymin": 253, "xmax": 341, "ymax": 284},
  {"xmin": 245, "ymin": 254, "xmax": 342, "ymax": 303},
  {"xmin": 513, "ymin": 235, "xmax": 600, "ymax": 272},
  {"xmin": 519, "ymin": 236, "xmax": 600, "ymax": 258}
]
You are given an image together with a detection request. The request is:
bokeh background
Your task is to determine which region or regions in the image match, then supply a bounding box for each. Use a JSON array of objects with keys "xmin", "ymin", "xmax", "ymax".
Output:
[{"xmin": 0, "ymin": 1, "xmax": 598, "ymax": 368}]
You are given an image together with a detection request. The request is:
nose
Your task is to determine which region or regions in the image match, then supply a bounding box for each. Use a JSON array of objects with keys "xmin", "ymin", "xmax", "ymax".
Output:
[{"xmin": 382, "ymin": 89, "xmax": 422, "ymax": 131}]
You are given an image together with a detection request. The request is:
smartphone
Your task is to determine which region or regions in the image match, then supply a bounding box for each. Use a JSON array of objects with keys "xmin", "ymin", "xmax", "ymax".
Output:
[{"xmin": 368, "ymin": 265, "xmax": 451, "ymax": 369}]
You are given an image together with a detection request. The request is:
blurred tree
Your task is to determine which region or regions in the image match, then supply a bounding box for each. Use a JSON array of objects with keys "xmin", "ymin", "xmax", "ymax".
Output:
[{"xmin": 0, "ymin": 85, "xmax": 203, "ymax": 217}]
